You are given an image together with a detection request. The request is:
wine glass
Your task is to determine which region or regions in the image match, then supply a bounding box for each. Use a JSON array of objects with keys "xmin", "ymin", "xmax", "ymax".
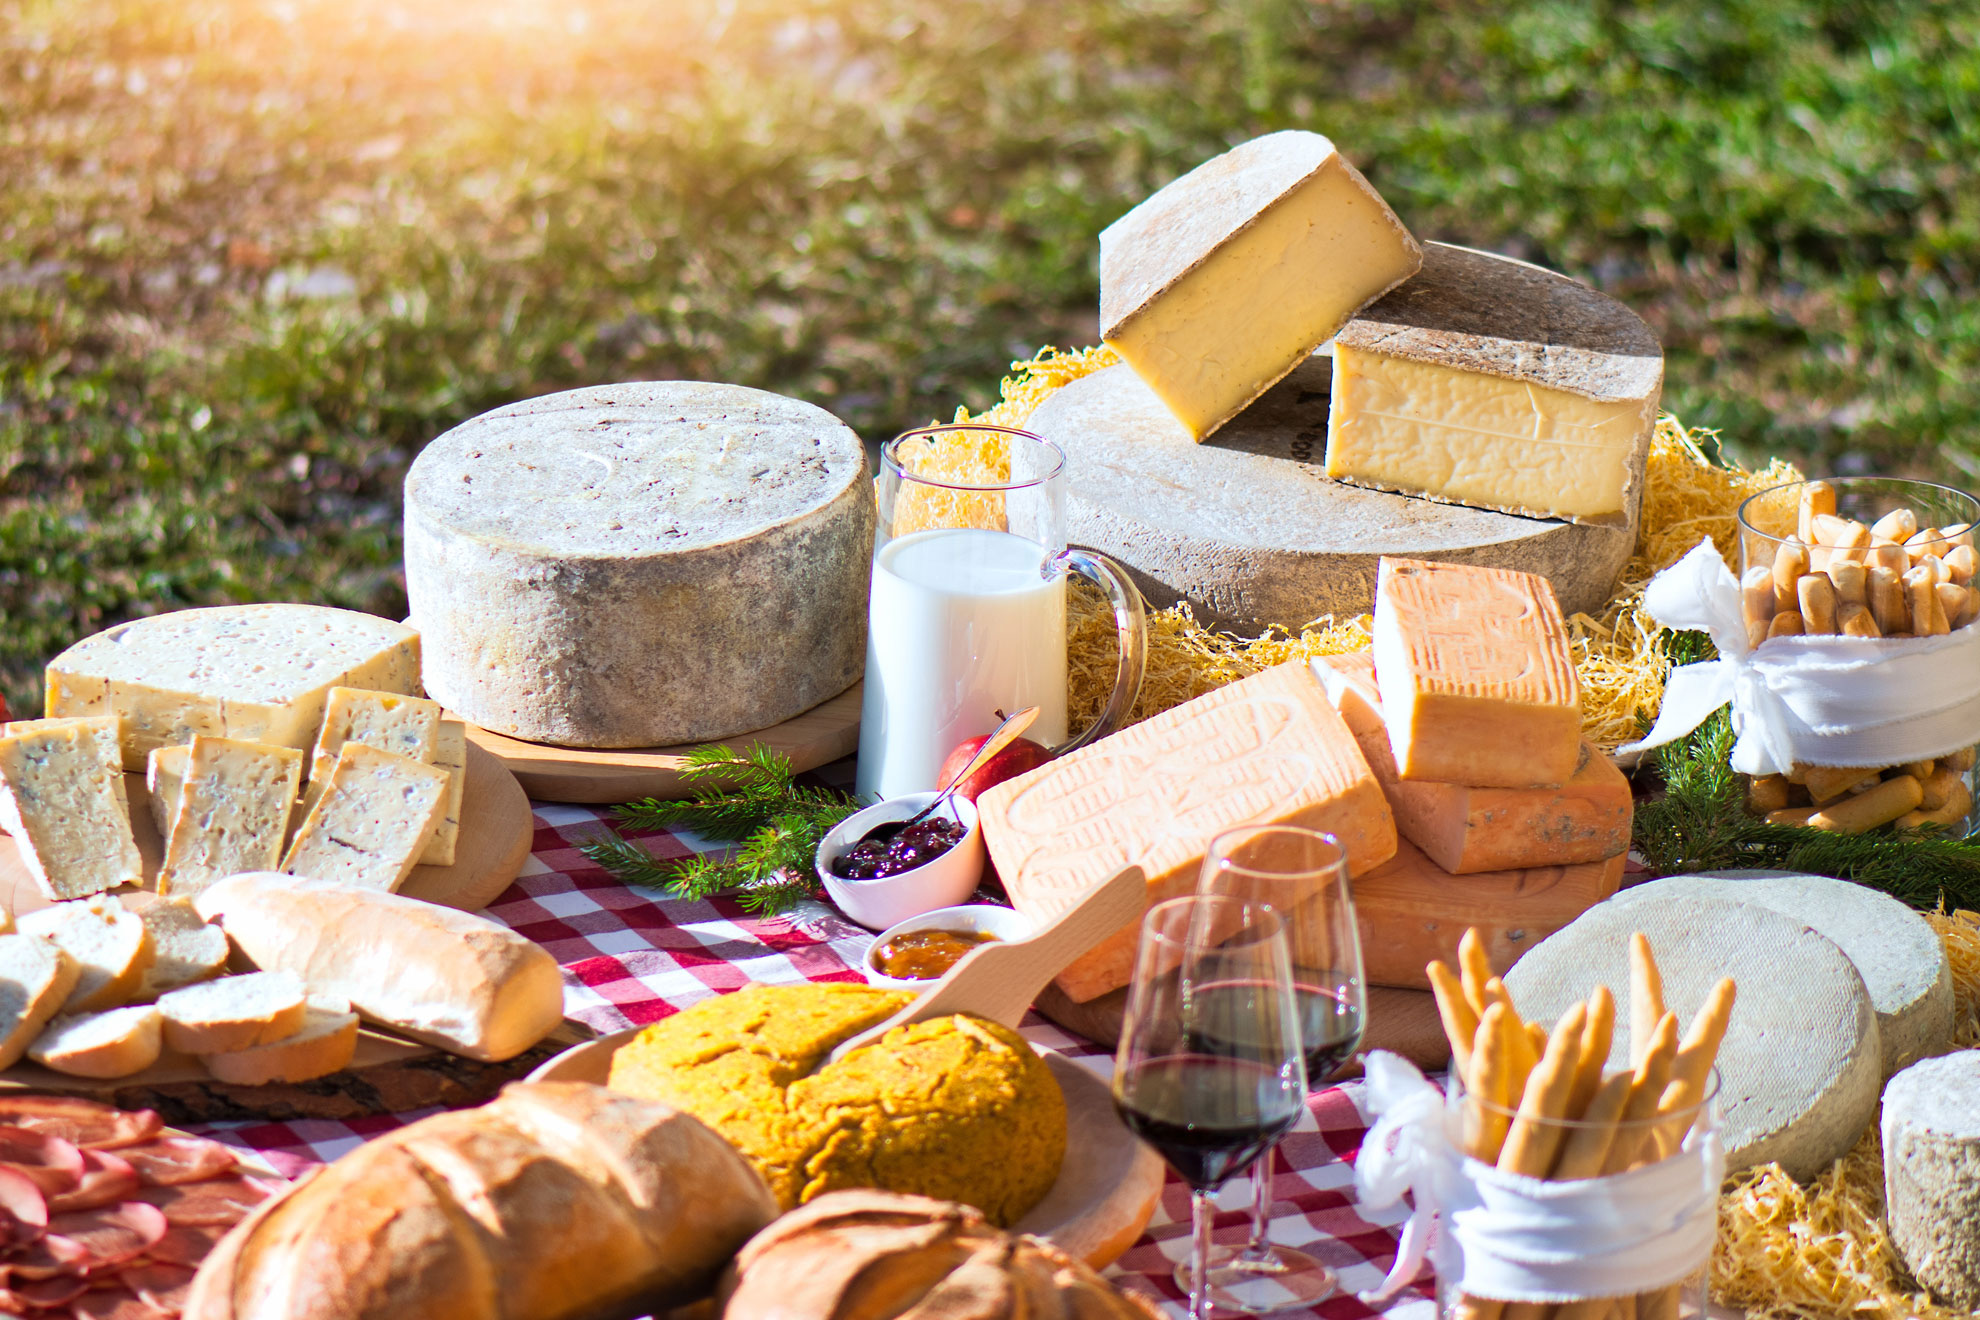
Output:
[
  {"xmin": 1113, "ymin": 894, "xmax": 1309, "ymax": 1320},
  {"xmin": 1192, "ymin": 825, "xmax": 1366, "ymax": 1311}
]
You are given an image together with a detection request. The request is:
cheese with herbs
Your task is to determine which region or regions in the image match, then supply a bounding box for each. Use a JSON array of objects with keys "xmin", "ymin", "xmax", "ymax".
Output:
[
  {"xmin": 1326, "ymin": 243, "xmax": 1664, "ymax": 524},
  {"xmin": 300, "ymin": 686, "xmax": 443, "ymax": 818},
  {"xmin": 44, "ymin": 605, "xmax": 421, "ymax": 770},
  {"xmin": 979, "ymin": 661, "xmax": 1396, "ymax": 1003},
  {"xmin": 157, "ymin": 737, "xmax": 304, "ymax": 898},
  {"xmin": 281, "ymin": 743, "xmax": 449, "ymax": 892},
  {"xmin": 404, "ymin": 382, "xmax": 873, "ymax": 749},
  {"xmin": 1100, "ymin": 131, "xmax": 1421, "ymax": 441},
  {"xmin": 1, "ymin": 716, "xmax": 129, "ymax": 829},
  {"xmin": 419, "ymin": 719, "xmax": 468, "ymax": 868},
  {"xmin": 0, "ymin": 722, "xmax": 144, "ymax": 900}
]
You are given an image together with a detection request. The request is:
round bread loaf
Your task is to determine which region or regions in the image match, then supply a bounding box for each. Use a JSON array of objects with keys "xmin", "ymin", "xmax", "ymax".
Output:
[
  {"xmin": 405, "ymin": 382, "xmax": 873, "ymax": 748},
  {"xmin": 608, "ymin": 983, "xmax": 1066, "ymax": 1226}
]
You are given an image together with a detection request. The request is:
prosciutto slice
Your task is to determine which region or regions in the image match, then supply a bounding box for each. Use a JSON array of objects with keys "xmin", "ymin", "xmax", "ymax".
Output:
[
  {"xmin": 127, "ymin": 1178, "xmax": 271, "ymax": 1229},
  {"xmin": 67, "ymin": 1287, "xmax": 173, "ymax": 1320},
  {"xmin": 116, "ymin": 1140, "xmax": 236, "ymax": 1190},
  {"xmin": 47, "ymin": 1153, "xmax": 138, "ymax": 1215},
  {"xmin": 43, "ymin": 1203, "xmax": 168, "ymax": 1271},
  {"xmin": 0, "ymin": 1130, "xmax": 83, "ymax": 1200},
  {"xmin": 0, "ymin": 1101, "xmax": 160, "ymax": 1153},
  {"xmin": 0, "ymin": 1165, "xmax": 48, "ymax": 1248}
]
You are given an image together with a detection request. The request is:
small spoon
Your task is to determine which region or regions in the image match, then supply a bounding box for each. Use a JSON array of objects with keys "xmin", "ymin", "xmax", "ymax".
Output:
[{"xmin": 862, "ymin": 705, "xmax": 1042, "ymax": 845}]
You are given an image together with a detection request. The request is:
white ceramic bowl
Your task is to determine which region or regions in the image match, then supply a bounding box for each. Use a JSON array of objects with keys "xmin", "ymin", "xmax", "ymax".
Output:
[
  {"xmin": 817, "ymin": 793, "xmax": 985, "ymax": 931},
  {"xmin": 861, "ymin": 903, "xmax": 1036, "ymax": 989}
]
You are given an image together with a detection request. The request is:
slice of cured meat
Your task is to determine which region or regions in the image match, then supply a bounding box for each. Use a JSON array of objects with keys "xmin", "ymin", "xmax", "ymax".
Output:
[
  {"xmin": 139, "ymin": 1224, "xmax": 221, "ymax": 1269},
  {"xmin": 117, "ymin": 1261, "xmax": 197, "ymax": 1314},
  {"xmin": 11, "ymin": 1271, "xmax": 88, "ymax": 1307},
  {"xmin": 0, "ymin": 1100, "xmax": 160, "ymax": 1152},
  {"xmin": 0, "ymin": 1128, "xmax": 84, "ymax": 1198},
  {"xmin": 126, "ymin": 1177, "xmax": 271, "ymax": 1228},
  {"xmin": 44, "ymin": 1202, "xmax": 168, "ymax": 1269},
  {"xmin": 7, "ymin": 1231, "xmax": 93, "ymax": 1279},
  {"xmin": 118, "ymin": 1137, "xmax": 237, "ymax": 1188},
  {"xmin": 67, "ymin": 1287, "xmax": 173, "ymax": 1320},
  {"xmin": 0, "ymin": 1164, "xmax": 48, "ymax": 1247},
  {"xmin": 47, "ymin": 1149, "xmax": 139, "ymax": 1215}
]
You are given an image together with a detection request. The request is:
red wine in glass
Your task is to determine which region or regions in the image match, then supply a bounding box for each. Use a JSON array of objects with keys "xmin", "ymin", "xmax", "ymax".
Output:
[
  {"xmin": 1184, "ymin": 978, "xmax": 1365, "ymax": 1077},
  {"xmin": 1113, "ymin": 1054, "xmax": 1303, "ymax": 1190}
]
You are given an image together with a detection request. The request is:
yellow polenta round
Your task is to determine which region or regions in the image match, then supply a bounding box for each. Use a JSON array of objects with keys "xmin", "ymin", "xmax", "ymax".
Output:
[{"xmin": 607, "ymin": 982, "xmax": 1066, "ymax": 1226}]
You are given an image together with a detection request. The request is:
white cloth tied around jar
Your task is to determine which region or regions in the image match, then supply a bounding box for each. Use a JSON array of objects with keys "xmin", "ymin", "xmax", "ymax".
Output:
[
  {"xmin": 1354, "ymin": 1052, "xmax": 1724, "ymax": 1305},
  {"xmin": 1619, "ymin": 538, "xmax": 1980, "ymax": 774}
]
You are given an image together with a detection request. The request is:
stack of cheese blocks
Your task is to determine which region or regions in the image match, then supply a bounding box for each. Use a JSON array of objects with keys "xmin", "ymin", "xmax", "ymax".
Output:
[{"xmin": 978, "ymin": 557, "xmax": 1630, "ymax": 1004}]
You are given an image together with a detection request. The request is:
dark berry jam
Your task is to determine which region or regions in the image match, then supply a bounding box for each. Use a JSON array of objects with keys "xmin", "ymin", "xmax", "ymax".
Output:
[{"xmin": 830, "ymin": 817, "xmax": 968, "ymax": 880}]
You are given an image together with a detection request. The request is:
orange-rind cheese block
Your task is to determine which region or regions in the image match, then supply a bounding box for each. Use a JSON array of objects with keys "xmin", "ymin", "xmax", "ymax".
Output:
[
  {"xmin": 1311, "ymin": 652, "xmax": 1630, "ymax": 873},
  {"xmin": 1371, "ymin": 558, "xmax": 1581, "ymax": 788},
  {"xmin": 978, "ymin": 661, "xmax": 1396, "ymax": 1004}
]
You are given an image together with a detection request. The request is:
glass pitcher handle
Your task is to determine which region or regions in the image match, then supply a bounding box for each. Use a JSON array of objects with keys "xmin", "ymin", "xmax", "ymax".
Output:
[{"xmin": 1052, "ymin": 548, "xmax": 1148, "ymax": 756}]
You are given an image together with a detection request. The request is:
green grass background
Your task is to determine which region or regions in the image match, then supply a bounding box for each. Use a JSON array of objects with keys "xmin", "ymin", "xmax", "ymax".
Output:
[{"xmin": 3, "ymin": 0, "xmax": 1977, "ymax": 713}]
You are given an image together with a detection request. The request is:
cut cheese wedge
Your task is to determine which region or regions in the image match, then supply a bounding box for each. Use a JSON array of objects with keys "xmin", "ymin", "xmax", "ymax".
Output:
[
  {"xmin": 418, "ymin": 719, "xmax": 468, "ymax": 868},
  {"xmin": 0, "ymin": 722, "xmax": 143, "ymax": 901},
  {"xmin": 1100, "ymin": 130, "xmax": 1421, "ymax": 440},
  {"xmin": 1372, "ymin": 557, "xmax": 1581, "ymax": 788},
  {"xmin": 979, "ymin": 660, "xmax": 1396, "ymax": 1002},
  {"xmin": 157, "ymin": 737, "xmax": 304, "ymax": 898},
  {"xmin": 145, "ymin": 743, "xmax": 190, "ymax": 840},
  {"xmin": 308, "ymin": 686, "xmax": 442, "ymax": 785},
  {"xmin": 281, "ymin": 743, "xmax": 450, "ymax": 892},
  {"xmin": 1312, "ymin": 652, "xmax": 1630, "ymax": 872},
  {"xmin": 0, "ymin": 716, "xmax": 130, "ymax": 832},
  {"xmin": 1326, "ymin": 242, "xmax": 1664, "ymax": 524}
]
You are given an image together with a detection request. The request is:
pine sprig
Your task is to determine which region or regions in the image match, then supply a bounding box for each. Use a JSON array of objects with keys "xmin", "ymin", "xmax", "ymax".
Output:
[{"xmin": 578, "ymin": 742, "xmax": 864, "ymax": 915}]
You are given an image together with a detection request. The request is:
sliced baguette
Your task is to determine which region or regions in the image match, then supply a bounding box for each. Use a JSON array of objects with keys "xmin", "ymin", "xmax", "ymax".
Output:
[
  {"xmin": 158, "ymin": 971, "xmax": 307, "ymax": 1054},
  {"xmin": 18, "ymin": 898, "xmax": 155, "ymax": 1013},
  {"xmin": 123, "ymin": 893, "xmax": 230, "ymax": 1001},
  {"xmin": 200, "ymin": 998, "xmax": 359, "ymax": 1086},
  {"xmin": 29, "ymin": 1004, "xmax": 163, "ymax": 1078},
  {"xmin": 0, "ymin": 935, "xmax": 81, "ymax": 1070}
]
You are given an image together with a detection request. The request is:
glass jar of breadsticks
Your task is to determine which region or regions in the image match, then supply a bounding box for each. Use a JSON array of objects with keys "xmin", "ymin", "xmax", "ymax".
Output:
[{"xmin": 1735, "ymin": 476, "xmax": 1980, "ymax": 836}]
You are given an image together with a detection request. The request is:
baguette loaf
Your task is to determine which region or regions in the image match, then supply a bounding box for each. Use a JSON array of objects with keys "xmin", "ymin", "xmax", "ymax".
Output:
[
  {"xmin": 194, "ymin": 873, "xmax": 563, "ymax": 1061},
  {"xmin": 183, "ymin": 1082, "xmax": 779, "ymax": 1320}
]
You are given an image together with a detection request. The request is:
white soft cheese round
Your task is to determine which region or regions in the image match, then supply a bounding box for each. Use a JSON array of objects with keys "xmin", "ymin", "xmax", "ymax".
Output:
[{"xmin": 404, "ymin": 382, "xmax": 873, "ymax": 748}]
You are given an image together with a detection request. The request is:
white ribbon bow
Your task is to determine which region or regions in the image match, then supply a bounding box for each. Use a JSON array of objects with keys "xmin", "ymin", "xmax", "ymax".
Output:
[
  {"xmin": 1355, "ymin": 1052, "xmax": 1725, "ymax": 1306},
  {"xmin": 1618, "ymin": 538, "xmax": 1980, "ymax": 774}
]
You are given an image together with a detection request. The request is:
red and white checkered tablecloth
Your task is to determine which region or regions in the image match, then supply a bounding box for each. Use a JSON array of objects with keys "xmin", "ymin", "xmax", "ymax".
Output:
[{"xmin": 182, "ymin": 799, "xmax": 1440, "ymax": 1320}]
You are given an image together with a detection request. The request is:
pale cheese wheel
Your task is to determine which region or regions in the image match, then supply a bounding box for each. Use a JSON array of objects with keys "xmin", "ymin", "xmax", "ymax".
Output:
[
  {"xmin": 1882, "ymin": 1051, "xmax": 1980, "ymax": 1309},
  {"xmin": 1503, "ymin": 893, "xmax": 1880, "ymax": 1180},
  {"xmin": 1614, "ymin": 871, "xmax": 1954, "ymax": 1078},
  {"xmin": 404, "ymin": 382, "xmax": 874, "ymax": 748}
]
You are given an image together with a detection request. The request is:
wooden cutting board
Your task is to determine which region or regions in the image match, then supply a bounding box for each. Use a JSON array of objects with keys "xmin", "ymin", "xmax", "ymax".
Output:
[
  {"xmin": 0, "ymin": 740, "xmax": 534, "ymax": 918},
  {"xmin": 457, "ymin": 681, "xmax": 861, "ymax": 804}
]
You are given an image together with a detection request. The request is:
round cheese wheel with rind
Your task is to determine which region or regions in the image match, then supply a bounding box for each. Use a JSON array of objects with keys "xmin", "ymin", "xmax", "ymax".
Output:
[
  {"xmin": 1026, "ymin": 359, "xmax": 1635, "ymax": 631},
  {"xmin": 1613, "ymin": 871, "xmax": 1953, "ymax": 1079},
  {"xmin": 1882, "ymin": 1052, "xmax": 1980, "ymax": 1310},
  {"xmin": 404, "ymin": 382, "xmax": 873, "ymax": 748},
  {"xmin": 1503, "ymin": 893, "xmax": 1880, "ymax": 1181}
]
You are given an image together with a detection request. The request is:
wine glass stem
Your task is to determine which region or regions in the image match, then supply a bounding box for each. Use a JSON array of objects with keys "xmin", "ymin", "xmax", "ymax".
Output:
[
  {"xmin": 1187, "ymin": 1188, "xmax": 1218, "ymax": 1320},
  {"xmin": 1242, "ymin": 1143, "xmax": 1280, "ymax": 1265}
]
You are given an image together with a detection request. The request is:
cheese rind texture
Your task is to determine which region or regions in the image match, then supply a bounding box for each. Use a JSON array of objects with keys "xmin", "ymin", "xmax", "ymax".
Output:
[
  {"xmin": 404, "ymin": 381, "xmax": 873, "ymax": 748},
  {"xmin": 978, "ymin": 661, "xmax": 1396, "ymax": 1003},
  {"xmin": 1372, "ymin": 558, "xmax": 1581, "ymax": 788},
  {"xmin": 1312, "ymin": 653, "xmax": 1630, "ymax": 872},
  {"xmin": 281, "ymin": 742, "xmax": 449, "ymax": 893},
  {"xmin": 157, "ymin": 737, "xmax": 304, "ymax": 898},
  {"xmin": 1100, "ymin": 131, "xmax": 1421, "ymax": 441},
  {"xmin": 0, "ymin": 723, "xmax": 143, "ymax": 900},
  {"xmin": 1326, "ymin": 242, "xmax": 1663, "ymax": 524},
  {"xmin": 1506, "ymin": 893, "xmax": 1880, "ymax": 1181},
  {"xmin": 1882, "ymin": 1052, "xmax": 1980, "ymax": 1310},
  {"xmin": 44, "ymin": 605, "xmax": 421, "ymax": 771}
]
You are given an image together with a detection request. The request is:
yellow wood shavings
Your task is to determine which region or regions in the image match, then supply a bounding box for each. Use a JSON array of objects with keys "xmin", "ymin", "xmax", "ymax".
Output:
[{"xmin": 1926, "ymin": 907, "xmax": 1980, "ymax": 1048}]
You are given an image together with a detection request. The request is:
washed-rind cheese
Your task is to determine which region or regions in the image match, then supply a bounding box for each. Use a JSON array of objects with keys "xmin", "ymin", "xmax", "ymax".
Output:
[
  {"xmin": 45, "ymin": 604, "xmax": 421, "ymax": 771},
  {"xmin": 0, "ymin": 722, "xmax": 143, "ymax": 900},
  {"xmin": 1372, "ymin": 558, "xmax": 1581, "ymax": 788},
  {"xmin": 405, "ymin": 382, "xmax": 873, "ymax": 749},
  {"xmin": 157, "ymin": 737, "xmax": 304, "ymax": 899},
  {"xmin": 1311, "ymin": 653, "xmax": 1630, "ymax": 872},
  {"xmin": 1615, "ymin": 871, "xmax": 1953, "ymax": 1079},
  {"xmin": 419, "ymin": 719, "xmax": 468, "ymax": 868},
  {"xmin": 979, "ymin": 661, "xmax": 1396, "ymax": 1003},
  {"xmin": 1882, "ymin": 1052, "xmax": 1980, "ymax": 1310},
  {"xmin": 1506, "ymin": 893, "xmax": 1880, "ymax": 1181},
  {"xmin": 1100, "ymin": 131, "xmax": 1421, "ymax": 441},
  {"xmin": 281, "ymin": 742, "xmax": 449, "ymax": 892},
  {"xmin": 1326, "ymin": 243, "xmax": 1664, "ymax": 524}
]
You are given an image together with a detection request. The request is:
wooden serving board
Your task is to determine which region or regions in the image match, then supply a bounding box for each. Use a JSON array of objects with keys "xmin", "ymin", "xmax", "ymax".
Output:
[
  {"xmin": 0, "ymin": 740, "xmax": 534, "ymax": 919},
  {"xmin": 457, "ymin": 681, "xmax": 862, "ymax": 804},
  {"xmin": 530, "ymin": 1029, "xmax": 1164, "ymax": 1270}
]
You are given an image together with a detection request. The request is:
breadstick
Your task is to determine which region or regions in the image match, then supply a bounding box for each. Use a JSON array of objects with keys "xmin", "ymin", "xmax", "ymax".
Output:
[
  {"xmin": 1838, "ymin": 601, "xmax": 1881, "ymax": 638},
  {"xmin": 1567, "ymin": 985, "xmax": 1614, "ymax": 1119},
  {"xmin": 1918, "ymin": 764, "xmax": 1965, "ymax": 812},
  {"xmin": 1903, "ymin": 758, "xmax": 1937, "ymax": 780},
  {"xmin": 1498, "ymin": 994, "xmax": 1538, "ymax": 1102},
  {"xmin": 1629, "ymin": 933, "xmax": 1664, "ymax": 1069},
  {"xmin": 1868, "ymin": 537, "xmax": 1910, "ymax": 575},
  {"xmin": 1907, "ymin": 566, "xmax": 1950, "ymax": 636},
  {"xmin": 1740, "ymin": 564, "xmax": 1776, "ymax": 622},
  {"xmin": 1920, "ymin": 554, "xmax": 1952, "ymax": 586},
  {"xmin": 1872, "ymin": 506, "xmax": 1918, "ymax": 543},
  {"xmin": 1549, "ymin": 1301, "xmax": 1613, "ymax": 1320},
  {"xmin": 1802, "ymin": 763, "xmax": 1879, "ymax": 804},
  {"xmin": 1636, "ymin": 1286, "xmax": 1681, "ymax": 1320},
  {"xmin": 1939, "ymin": 581, "xmax": 1973, "ymax": 630},
  {"xmin": 1429, "ymin": 960, "xmax": 1479, "ymax": 1076},
  {"xmin": 1808, "ymin": 774, "xmax": 1923, "ymax": 833},
  {"xmin": 1908, "ymin": 527, "xmax": 1948, "ymax": 561},
  {"xmin": 1653, "ymin": 978, "xmax": 1738, "ymax": 1158},
  {"xmin": 1766, "ymin": 805, "xmax": 1821, "ymax": 827},
  {"xmin": 1482, "ymin": 976, "xmax": 1516, "ymax": 1014},
  {"xmin": 1797, "ymin": 573, "xmax": 1837, "ymax": 633},
  {"xmin": 1603, "ymin": 1012, "xmax": 1678, "ymax": 1174},
  {"xmin": 1458, "ymin": 928, "xmax": 1494, "ymax": 1019},
  {"xmin": 1767, "ymin": 611, "xmax": 1804, "ymax": 639},
  {"xmin": 1811, "ymin": 513, "xmax": 1871, "ymax": 565},
  {"xmin": 1868, "ymin": 564, "xmax": 1910, "ymax": 634},
  {"xmin": 1745, "ymin": 775, "xmax": 1791, "ymax": 815},
  {"xmin": 1468, "ymin": 1003, "xmax": 1516, "ymax": 1163},
  {"xmin": 1551, "ymin": 1068, "xmax": 1634, "ymax": 1179},
  {"xmin": 1771, "ymin": 539, "xmax": 1809, "ymax": 612},
  {"xmin": 1798, "ymin": 481, "xmax": 1836, "ymax": 543},
  {"xmin": 1947, "ymin": 544, "xmax": 1977, "ymax": 585},
  {"xmin": 1827, "ymin": 558, "xmax": 1867, "ymax": 605},
  {"xmin": 1947, "ymin": 746, "xmax": 1978, "ymax": 772},
  {"xmin": 1526, "ymin": 1020, "xmax": 1550, "ymax": 1058},
  {"xmin": 1947, "ymin": 522, "xmax": 1976, "ymax": 550},
  {"xmin": 1499, "ymin": 1003, "xmax": 1586, "ymax": 1176},
  {"xmin": 1901, "ymin": 781, "xmax": 1973, "ymax": 831}
]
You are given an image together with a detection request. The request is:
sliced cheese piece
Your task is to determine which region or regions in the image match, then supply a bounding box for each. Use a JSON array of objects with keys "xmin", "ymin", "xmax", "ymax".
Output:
[
  {"xmin": 1354, "ymin": 838, "xmax": 1623, "ymax": 990},
  {"xmin": 300, "ymin": 685, "xmax": 443, "ymax": 819},
  {"xmin": 281, "ymin": 742, "xmax": 450, "ymax": 892},
  {"xmin": 0, "ymin": 722, "xmax": 143, "ymax": 900},
  {"xmin": 1615, "ymin": 871, "xmax": 1954, "ymax": 1079},
  {"xmin": 0, "ymin": 715, "xmax": 129, "ymax": 832},
  {"xmin": 1505, "ymin": 893, "xmax": 1881, "ymax": 1180},
  {"xmin": 1099, "ymin": 130, "xmax": 1421, "ymax": 441},
  {"xmin": 978, "ymin": 660, "xmax": 1397, "ymax": 1003},
  {"xmin": 418, "ymin": 719, "xmax": 467, "ymax": 868},
  {"xmin": 1326, "ymin": 242, "xmax": 1664, "ymax": 524},
  {"xmin": 1883, "ymin": 1053, "xmax": 1980, "ymax": 1310},
  {"xmin": 1372, "ymin": 557, "xmax": 1581, "ymax": 788},
  {"xmin": 145, "ymin": 743, "xmax": 191, "ymax": 840},
  {"xmin": 156, "ymin": 737, "xmax": 305, "ymax": 898},
  {"xmin": 1312, "ymin": 653, "xmax": 1630, "ymax": 872},
  {"xmin": 44, "ymin": 604, "xmax": 422, "ymax": 771}
]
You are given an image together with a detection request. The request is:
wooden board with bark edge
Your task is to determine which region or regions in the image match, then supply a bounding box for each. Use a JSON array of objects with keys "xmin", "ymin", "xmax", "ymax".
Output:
[
  {"xmin": 0, "ymin": 739, "xmax": 533, "ymax": 920},
  {"xmin": 456, "ymin": 679, "xmax": 863, "ymax": 804}
]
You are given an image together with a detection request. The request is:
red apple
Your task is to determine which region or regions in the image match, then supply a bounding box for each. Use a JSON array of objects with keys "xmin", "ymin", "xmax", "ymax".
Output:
[{"xmin": 937, "ymin": 732, "xmax": 1053, "ymax": 802}]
